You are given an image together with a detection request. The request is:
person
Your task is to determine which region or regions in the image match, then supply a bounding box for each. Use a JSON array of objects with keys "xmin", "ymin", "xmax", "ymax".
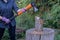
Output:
[{"xmin": 0, "ymin": 0, "xmax": 22, "ymax": 40}]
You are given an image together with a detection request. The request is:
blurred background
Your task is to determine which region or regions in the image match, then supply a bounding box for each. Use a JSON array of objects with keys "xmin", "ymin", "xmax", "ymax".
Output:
[{"xmin": 2, "ymin": 0, "xmax": 60, "ymax": 40}]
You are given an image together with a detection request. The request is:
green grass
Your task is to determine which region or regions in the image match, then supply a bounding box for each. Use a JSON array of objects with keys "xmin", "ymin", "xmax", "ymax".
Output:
[
  {"xmin": 55, "ymin": 29, "xmax": 60, "ymax": 40},
  {"xmin": 55, "ymin": 34, "xmax": 60, "ymax": 40}
]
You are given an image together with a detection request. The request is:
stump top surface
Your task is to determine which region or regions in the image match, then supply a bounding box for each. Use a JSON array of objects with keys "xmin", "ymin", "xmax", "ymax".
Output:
[{"xmin": 26, "ymin": 28, "xmax": 55, "ymax": 35}]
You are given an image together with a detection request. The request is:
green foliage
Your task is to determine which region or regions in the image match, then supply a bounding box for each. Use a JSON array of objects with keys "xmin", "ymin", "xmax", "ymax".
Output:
[
  {"xmin": 16, "ymin": 0, "xmax": 35, "ymax": 29},
  {"xmin": 42, "ymin": 3, "xmax": 60, "ymax": 28},
  {"xmin": 15, "ymin": 0, "xmax": 60, "ymax": 29}
]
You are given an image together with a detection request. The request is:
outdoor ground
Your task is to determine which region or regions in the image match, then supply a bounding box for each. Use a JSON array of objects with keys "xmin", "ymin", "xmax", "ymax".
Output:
[
  {"xmin": 1, "ymin": 29, "xmax": 60, "ymax": 40},
  {"xmin": 17, "ymin": 29, "xmax": 60, "ymax": 40}
]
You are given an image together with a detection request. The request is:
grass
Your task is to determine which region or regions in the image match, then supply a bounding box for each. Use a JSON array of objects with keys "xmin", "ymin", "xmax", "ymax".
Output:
[
  {"xmin": 55, "ymin": 29, "xmax": 60, "ymax": 40},
  {"xmin": 55, "ymin": 34, "xmax": 60, "ymax": 40}
]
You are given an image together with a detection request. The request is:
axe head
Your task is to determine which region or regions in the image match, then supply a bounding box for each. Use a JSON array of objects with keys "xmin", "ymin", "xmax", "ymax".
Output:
[{"xmin": 31, "ymin": 2, "xmax": 38, "ymax": 12}]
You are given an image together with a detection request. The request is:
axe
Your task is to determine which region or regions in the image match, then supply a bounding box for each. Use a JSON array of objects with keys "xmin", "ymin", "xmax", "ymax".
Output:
[{"xmin": 10, "ymin": 2, "xmax": 38, "ymax": 21}]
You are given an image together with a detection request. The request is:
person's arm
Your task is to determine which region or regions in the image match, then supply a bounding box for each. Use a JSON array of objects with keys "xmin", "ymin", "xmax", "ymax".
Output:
[
  {"xmin": 0, "ymin": 8, "xmax": 2, "ymax": 20},
  {"xmin": 0, "ymin": 8, "xmax": 10, "ymax": 23},
  {"xmin": 12, "ymin": 0, "xmax": 26, "ymax": 15},
  {"xmin": 0, "ymin": 10, "xmax": 10, "ymax": 24},
  {"xmin": 13, "ymin": 0, "xmax": 19, "ymax": 13}
]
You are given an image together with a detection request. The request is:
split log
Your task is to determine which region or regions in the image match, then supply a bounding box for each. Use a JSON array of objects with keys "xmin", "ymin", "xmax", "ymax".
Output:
[{"xmin": 35, "ymin": 16, "xmax": 43, "ymax": 32}]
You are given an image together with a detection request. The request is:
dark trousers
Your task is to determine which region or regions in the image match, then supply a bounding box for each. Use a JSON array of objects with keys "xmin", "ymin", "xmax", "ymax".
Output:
[{"xmin": 0, "ymin": 25, "xmax": 16, "ymax": 40}]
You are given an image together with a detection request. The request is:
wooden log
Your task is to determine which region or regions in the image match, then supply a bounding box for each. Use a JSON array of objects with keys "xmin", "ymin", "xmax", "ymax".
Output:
[
  {"xmin": 26, "ymin": 28, "xmax": 55, "ymax": 40},
  {"xmin": 35, "ymin": 16, "xmax": 43, "ymax": 32}
]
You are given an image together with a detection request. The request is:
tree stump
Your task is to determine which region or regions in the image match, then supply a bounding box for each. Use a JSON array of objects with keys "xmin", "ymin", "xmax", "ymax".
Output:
[
  {"xmin": 26, "ymin": 28, "xmax": 55, "ymax": 40},
  {"xmin": 26, "ymin": 16, "xmax": 55, "ymax": 40}
]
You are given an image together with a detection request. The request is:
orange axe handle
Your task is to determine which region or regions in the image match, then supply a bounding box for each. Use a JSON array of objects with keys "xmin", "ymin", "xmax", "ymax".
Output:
[{"xmin": 17, "ymin": 4, "xmax": 32, "ymax": 16}]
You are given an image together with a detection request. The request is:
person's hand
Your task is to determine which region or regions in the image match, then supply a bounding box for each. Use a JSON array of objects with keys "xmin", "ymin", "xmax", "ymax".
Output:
[
  {"xmin": 2, "ymin": 17, "xmax": 10, "ymax": 24},
  {"xmin": 21, "ymin": 8, "xmax": 26, "ymax": 12},
  {"xmin": 17, "ymin": 8, "xmax": 26, "ymax": 13}
]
